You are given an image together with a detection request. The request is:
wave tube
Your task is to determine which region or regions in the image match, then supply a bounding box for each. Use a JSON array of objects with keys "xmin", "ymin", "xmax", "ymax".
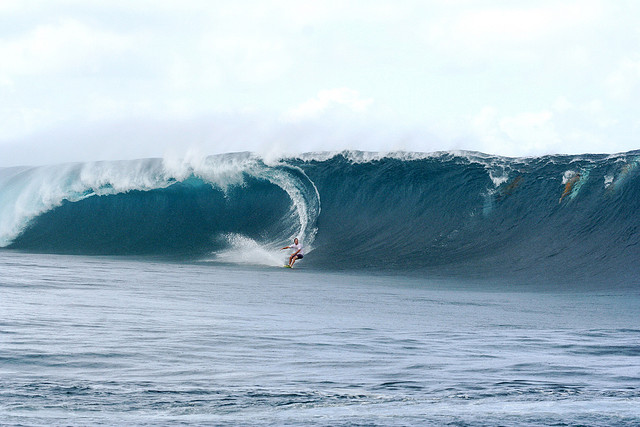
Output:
[{"xmin": 1, "ymin": 154, "xmax": 320, "ymax": 260}]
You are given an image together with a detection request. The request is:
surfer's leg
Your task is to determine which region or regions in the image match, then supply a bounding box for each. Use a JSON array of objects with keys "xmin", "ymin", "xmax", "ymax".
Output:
[
  {"xmin": 559, "ymin": 183, "xmax": 572, "ymax": 203},
  {"xmin": 290, "ymin": 255, "xmax": 301, "ymax": 267}
]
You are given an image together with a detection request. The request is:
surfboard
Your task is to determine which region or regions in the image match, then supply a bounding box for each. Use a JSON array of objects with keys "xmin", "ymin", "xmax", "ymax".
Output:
[
  {"xmin": 283, "ymin": 265, "xmax": 292, "ymax": 268},
  {"xmin": 560, "ymin": 168, "xmax": 591, "ymax": 203}
]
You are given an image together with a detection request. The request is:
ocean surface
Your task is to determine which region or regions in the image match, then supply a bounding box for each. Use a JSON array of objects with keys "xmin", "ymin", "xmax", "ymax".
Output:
[{"xmin": 1, "ymin": 150, "xmax": 639, "ymax": 425}]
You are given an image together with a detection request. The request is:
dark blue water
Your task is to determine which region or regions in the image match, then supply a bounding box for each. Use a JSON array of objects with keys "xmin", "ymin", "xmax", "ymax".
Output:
[
  {"xmin": 1, "ymin": 251, "xmax": 639, "ymax": 426},
  {"xmin": 1, "ymin": 150, "xmax": 639, "ymax": 285}
]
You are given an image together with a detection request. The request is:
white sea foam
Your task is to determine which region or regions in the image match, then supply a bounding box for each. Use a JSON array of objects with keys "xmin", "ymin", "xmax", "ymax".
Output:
[
  {"xmin": 212, "ymin": 234, "xmax": 285, "ymax": 267},
  {"xmin": 561, "ymin": 170, "xmax": 577, "ymax": 185},
  {"xmin": 604, "ymin": 175, "xmax": 614, "ymax": 189},
  {"xmin": 488, "ymin": 170, "xmax": 509, "ymax": 187}
]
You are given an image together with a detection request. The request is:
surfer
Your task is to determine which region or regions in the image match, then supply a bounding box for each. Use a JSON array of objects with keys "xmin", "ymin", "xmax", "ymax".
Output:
[
  {"xmin": 281, "ymin": 238, "xmax": 304, "ymax": 267},
  {"xmin": 559, "ymin": 173, "xmax": 581, "ymax": 203},
  {"xmin": 497, "ymin": 174, "xmax": 524, "ymax": 202}
]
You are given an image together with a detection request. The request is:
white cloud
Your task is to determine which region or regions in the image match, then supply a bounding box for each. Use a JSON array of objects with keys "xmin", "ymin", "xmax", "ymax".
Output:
[
  {"xmin": 454, "ymin": 2, "xmax": 598, "ymax": 42},
  {"xmin": 284, "ymin": 88, "xmax": 374, "ymax": 121},
  {"xmin": 201, "ymin": 34, "xmax": 292, "ymax": 85},
  {"xmin": 472, "ymin": 107, "xmax": 563, "ymax": 156},
  {"xmin": 552, "ymin": 96, "xmax": 573, "ymax": 113},
  {"xmin": 468, "ymin": 94, "xmax": 635, "ymax": 156},
  {"xmin": 0, "ymin": 0, "xmax": 31, "ymax": 13},
  {"xmin": 0, "ymin": 18, "xmax": 143, "ymax": 139},
  {"xmin": 500, "ymin": 110, "xmax": 560, "ymax": 152},
  {"xmin": 606, "ymin": 57, "xmax": 640, "ymax": 100},
  {"xmin": 0, "ymin": 1, "xmax": 639, "ymax": 159},
  {"xmin": 424, "ymin": 0, "xmax": 603, "ymax": 64},
  {"xmin": 0, "ymin": 18, "xmax": 133, "ymax": 80}
]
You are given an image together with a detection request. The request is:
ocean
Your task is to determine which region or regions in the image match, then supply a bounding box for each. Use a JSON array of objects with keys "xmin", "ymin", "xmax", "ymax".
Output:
[{"xmin": 1, "ymin": 150, "xmax": 639, "ymax": 425}]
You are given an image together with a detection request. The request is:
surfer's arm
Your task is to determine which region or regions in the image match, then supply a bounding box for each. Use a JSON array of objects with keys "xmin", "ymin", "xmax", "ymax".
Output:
[{"xmin": 280, "ymin": 246, "xmax": 290, "ymax": 250}]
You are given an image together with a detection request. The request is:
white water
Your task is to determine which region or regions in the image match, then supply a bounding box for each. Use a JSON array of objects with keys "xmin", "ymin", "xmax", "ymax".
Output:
[{"xmin": 212, "ymin": 234, "xmax": 286, "ymax": 267}]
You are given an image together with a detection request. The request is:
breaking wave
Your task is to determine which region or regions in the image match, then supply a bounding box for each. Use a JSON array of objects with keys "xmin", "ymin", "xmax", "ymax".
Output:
[{"xmin": 1, "ymin": 150, "xmax": 639, "ymax": 284}]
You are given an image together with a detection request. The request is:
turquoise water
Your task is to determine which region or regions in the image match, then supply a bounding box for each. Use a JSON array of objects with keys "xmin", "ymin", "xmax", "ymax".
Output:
[{"xmin": 1, "ymin": 251, "xmax": 639, "ymax": 426}]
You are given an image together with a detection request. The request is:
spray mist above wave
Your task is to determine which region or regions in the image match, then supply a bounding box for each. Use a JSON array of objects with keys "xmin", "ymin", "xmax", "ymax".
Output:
[{"xmin": 0, "ymin": 153, "xmax": 320, "ymax": 251}]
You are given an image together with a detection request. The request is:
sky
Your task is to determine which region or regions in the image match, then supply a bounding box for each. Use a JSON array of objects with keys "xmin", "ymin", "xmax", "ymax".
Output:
[{"xmin": 1, "ymin": 0, "xmax": 639, "ymax": 165}]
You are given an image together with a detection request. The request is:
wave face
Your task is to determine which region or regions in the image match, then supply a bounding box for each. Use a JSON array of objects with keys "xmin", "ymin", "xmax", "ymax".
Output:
[
  {"xmin": 0, "ymin": 154, "xmax": 320, "ymax": 260},
  {"xmin": 2, "ymin": 150, "xmax": 639, "ymax": 284}
]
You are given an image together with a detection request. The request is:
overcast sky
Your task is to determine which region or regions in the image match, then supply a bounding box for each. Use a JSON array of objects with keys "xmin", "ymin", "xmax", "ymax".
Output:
[{"xmin": 1, "ymin": 0, "xmax": 639, "ymax": 165}]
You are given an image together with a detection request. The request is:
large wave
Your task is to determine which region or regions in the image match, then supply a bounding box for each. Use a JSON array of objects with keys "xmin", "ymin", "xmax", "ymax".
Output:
[
  {"xmin": 0, "ymin": 153, "xmax": 320, "ymax": 263},
  {"xmin": 1, "ymin": 150, "xmax": 639, "ymax": 284}
]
